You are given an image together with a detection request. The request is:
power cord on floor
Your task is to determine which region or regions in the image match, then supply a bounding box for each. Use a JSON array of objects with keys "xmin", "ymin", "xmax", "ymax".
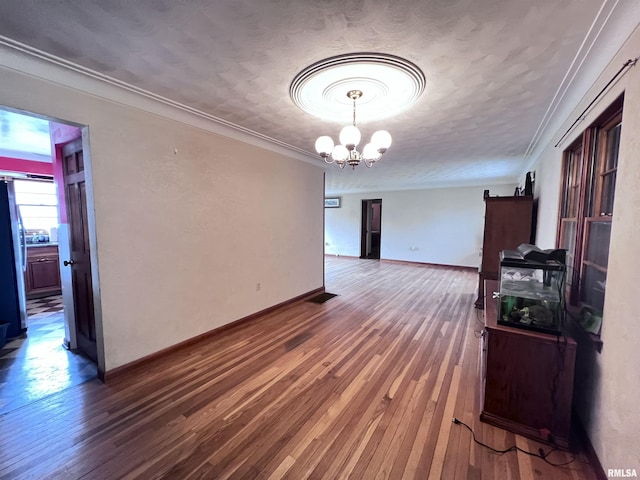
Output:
[
  {"xmin": 474, "ymin": 307, "xmax": 485, "ymax": 338},
  {"xmin": 474, "ymin": 307, "xmax": 485, "ymax": 326},
  {"xmin": 452, "ymin": 418, "xmax": 576, "ymax": 467}
]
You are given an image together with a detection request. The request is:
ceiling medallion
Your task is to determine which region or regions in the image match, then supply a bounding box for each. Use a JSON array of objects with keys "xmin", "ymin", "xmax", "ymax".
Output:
[{"xmin": 290, "ymin": 53, "xmax": 425, "ymax": 169}]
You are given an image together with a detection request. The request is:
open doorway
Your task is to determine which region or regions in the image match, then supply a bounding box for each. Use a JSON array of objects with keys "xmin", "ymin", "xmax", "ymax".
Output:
[
  {"xmin": 360, "ymin": 199, "xmax": 382, "ymax": 259},
  {"xmin": 0, "ymin": 107, "xmax": 98, "ymax": 414}
]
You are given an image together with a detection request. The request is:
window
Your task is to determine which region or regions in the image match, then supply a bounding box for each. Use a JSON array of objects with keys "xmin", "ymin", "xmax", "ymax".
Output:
[
  {"xmin": 14, "ymin": 179, "xmax": 59, "ymax": 234},
  {"xmin": 558, "ymin": 95, "xmax": 623, "ymax": 338},
  {"xmin": 558, "ymin": 141, "xmax": 582, "ymax": 296}
]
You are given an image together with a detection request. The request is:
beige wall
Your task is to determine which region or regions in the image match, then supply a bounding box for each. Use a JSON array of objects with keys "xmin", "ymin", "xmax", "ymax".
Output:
[
  {"xmin": 532, "ymin": 25, "xmax": 640, "ymax": 472},
  {"xmin": 325, "ymin": 184, "xmax": 517, "ymax": 267},
  {"xmin": 0, "ymin": 48, "xmax": 325, "ymax": 372}
]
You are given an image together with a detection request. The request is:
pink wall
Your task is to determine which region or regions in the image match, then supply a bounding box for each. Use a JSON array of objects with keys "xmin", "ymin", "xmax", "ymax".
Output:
[
  {"xmin": 50, "ymin": 123, "xmax": 81, "ymax": 145},
  {"xmin": 50, "ymin": 122, "xmax": 81, "ymax": 223},
  {"xmin": 0, "ymin": 156, "xmax": 54, "ymax": 175}
]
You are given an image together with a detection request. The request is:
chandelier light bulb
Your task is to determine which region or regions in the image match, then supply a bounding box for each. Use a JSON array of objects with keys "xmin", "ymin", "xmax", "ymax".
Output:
[
  {"xmin": 339, "ymin": 125, "xmax": 361, "ymax": 149},
  {"xmin": 332, "ymin": 144, "xmax": 349, "ymax": 162},
  {"xmin": 315, "ymin": 136, "xmax": 334, "ymax": 157},
  {"xmin": 371, "ymin": 130, "xmax": 392, "ymax": 152},
  {"xmin": 362, "ymin": 143, "xmax": 382, "ymax": 161}
]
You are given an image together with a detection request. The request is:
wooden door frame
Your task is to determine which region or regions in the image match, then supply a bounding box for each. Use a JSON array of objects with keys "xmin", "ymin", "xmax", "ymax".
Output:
[{"xmin": 56, "ymin": 127, "xmax": 105, "ymax": 377}]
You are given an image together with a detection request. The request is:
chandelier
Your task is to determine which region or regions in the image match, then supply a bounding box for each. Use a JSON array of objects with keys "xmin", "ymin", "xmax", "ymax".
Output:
[
  {"xmin": 290, "ymin": 53, "xmax": 425, "ymax": 170},
  {"xmin": 314, "ymin": 89, "xmax": 392, "ymax": 169}
]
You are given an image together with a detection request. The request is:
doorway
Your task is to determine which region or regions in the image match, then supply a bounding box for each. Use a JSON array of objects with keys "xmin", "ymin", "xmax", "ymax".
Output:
[
  {"xmin": 360, "ymin": 199, "xmax": 382, "ymax": 259},
  {"xmin": 0, "ymin": 107, "xmax": 100, "ymax": 413}
]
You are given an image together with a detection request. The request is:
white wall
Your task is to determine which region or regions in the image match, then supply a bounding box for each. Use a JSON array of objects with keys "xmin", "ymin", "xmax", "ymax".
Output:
[
  {"xmin": 531, "ymin": 24, "xmax": 640, "ymax": 472},
  {"xmin": 325, "ymin": 184, "xmax": 516, "ymax": 267},
  {"xmin": 0, "ymin": 48, "xmax": 325, "ymax": 372}
]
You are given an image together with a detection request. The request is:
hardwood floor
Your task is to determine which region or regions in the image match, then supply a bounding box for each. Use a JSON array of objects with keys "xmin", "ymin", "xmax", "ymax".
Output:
[{"xmin": 0, "ymin": 257, "xmax": 597, "ymax": 479}]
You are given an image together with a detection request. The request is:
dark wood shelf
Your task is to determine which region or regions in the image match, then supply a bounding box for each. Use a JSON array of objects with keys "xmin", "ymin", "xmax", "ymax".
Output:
[
  {"xmin": 566, "ymin": 305, "xmax": 604, "ymax": 353},
  {"xmin": 475, "ymin": 195, "xmax": 533, "ymax": 309},
  {"xmin": 480, "ymin": 280, "xmax": 577, "ymax": 449}
]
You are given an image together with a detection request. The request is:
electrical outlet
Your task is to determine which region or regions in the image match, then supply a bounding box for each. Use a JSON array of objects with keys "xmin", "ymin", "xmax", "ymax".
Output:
[{"xmin": 256, "ymin": 283, "xmax": 261, "ymax": 292}]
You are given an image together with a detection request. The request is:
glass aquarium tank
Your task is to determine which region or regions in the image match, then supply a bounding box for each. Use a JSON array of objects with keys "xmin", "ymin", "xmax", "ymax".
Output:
[{"xmin": 498, "ymin": 249, "xmax": 566, "ymax": 335}]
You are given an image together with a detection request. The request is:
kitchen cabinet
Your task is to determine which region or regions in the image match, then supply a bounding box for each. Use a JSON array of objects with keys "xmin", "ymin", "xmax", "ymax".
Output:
[
  {"xmin": 475, "ymin": 195, "xmax": 533, "ymax": 308},
  {"xmin": 480, "ymin": 280, "xmax": 576, "ymax": 449},
  {"xmin": 25, "ymin": 245, "xmax": 62, "ymax": 299}
]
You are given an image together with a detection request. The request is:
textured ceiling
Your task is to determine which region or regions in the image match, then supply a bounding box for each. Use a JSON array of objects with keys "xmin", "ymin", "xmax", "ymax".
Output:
[{"xmin": 0, "ymin": 0, "xmax": 637, "ymax": 193}]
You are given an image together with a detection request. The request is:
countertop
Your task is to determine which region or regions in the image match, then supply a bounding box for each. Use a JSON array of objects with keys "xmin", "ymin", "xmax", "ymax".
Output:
[{"xmin": 26, "ymin": 243, "xmax": 59, "ymax": 248}]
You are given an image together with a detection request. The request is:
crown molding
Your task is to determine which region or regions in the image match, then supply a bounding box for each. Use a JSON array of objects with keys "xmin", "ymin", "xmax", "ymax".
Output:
[
  {"xmin": 0, "ymin": 36, "xmax": 321, "ymax": 168},
  {"xmin": 517, "ymin": 0, "xmax": 640, "ymax": 176},
  {"xmin": 324, "ymin": 176, "xmax": 518, "ymax": 195}
]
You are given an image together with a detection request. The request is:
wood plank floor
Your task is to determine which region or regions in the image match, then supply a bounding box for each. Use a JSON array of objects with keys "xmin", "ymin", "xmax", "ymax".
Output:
[{"xmin": 0, "ymin": 257, "xmax": 598, "ymax": 479}]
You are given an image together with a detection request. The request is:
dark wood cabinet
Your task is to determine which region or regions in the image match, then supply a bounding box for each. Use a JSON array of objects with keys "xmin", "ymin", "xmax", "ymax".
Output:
[
  {"xmin": 475, "ymin": 195, "xmax": 533, "ymax": 308},
  {"xmin": 25, "ymin": 245, "xmax": 62, "ymax": 299},
  {"xmin": 480, "ymin": 280, "xmax": 576, "ymax": 449}
]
